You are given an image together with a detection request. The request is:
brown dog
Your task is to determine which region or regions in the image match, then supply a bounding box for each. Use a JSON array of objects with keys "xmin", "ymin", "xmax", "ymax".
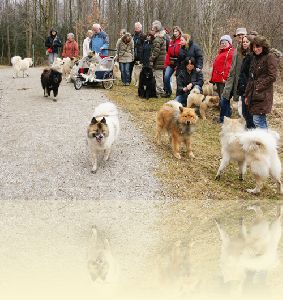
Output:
[
  {"xmin": 187, "ymin": 93, "xmax": 219, "ymax": 120},
  {"xmin": 156, "ymin": 100, "xmax": 198, "ymax": 159}
]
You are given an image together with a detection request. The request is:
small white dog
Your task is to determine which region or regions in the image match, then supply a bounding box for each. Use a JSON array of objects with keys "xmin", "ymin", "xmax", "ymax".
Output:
[
  {"xmin": 11, "ymin": 56, "xmax": 33, "ymax": 78},
  {"xmin": 216, "ymin": 117, "xmax": 282, "ymax": 194},
  {"xmin": 62, "ymin": 57, "xmax": 78, "ymax": 82},
  {"xmin": 87, "ymin": 102, "xmax": 120, "ymax": 173}
]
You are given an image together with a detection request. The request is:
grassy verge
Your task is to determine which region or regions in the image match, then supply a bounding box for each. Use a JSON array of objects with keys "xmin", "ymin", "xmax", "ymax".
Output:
[{"xmin": 107, "ymin": 84, "xmax": 283, "ymax": 201}]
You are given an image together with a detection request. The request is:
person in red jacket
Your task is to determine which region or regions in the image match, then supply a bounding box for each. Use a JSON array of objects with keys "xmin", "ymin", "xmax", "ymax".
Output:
[
  {"xmin": 62, "ymin": 33, "xmax": 79, "ymax": 58},
  {"xmin": 210, "ymin": 35, "xmax": 234, "ymax": 99},
  {"xmin": 163, "ymin": 26, "xmax": 182, "ymax": 97}
]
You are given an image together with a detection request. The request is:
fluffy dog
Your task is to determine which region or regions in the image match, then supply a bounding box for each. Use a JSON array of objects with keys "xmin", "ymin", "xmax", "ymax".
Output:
[
  {"xmin": 40, "ymin": 60, "xmax": 63, "ymax": 101},
  {"xmin": 87, "ymin": 102, "xmax": 120, "ymax": 173},
  {"xmin": 138, "ymin": 66, "xmax": 157, "ymax": 99},
  {"xmin": 202, "ymin": 79, "xmax": 215, "ymax": 96},
  {"xmin": 187, "ymin": 93, "xmax": 220, "ymax": 119},
  {"xmin": 113, "ymin": 62, "xmax": 121, "ymax": 83},
  {"xmin": 133, "ymin": 62, "xmax": 142, "ymax": 86},
  {"xmin": 215, "ymin": 117, "xmax": 282, "ymax": 194},
  {"xmin": 11, "ymin": 56, "xmax": 33, "ymax": 78},
  {"xmin": 62, "ymin": 57, "xmax": 78, "ymax": 82},
  {"xmin": 215, "ymin": 205, "xmax": 283, "ymax": 294},
  {"xmin": 156, "ymin": 100, "xmax": 198, "ymax": 159}
]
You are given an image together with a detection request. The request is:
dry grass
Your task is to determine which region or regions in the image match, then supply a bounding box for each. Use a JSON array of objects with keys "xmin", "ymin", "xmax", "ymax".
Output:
[{"xmin": 107, "ymin": 84, "xmax": 283, "ymax": 201}]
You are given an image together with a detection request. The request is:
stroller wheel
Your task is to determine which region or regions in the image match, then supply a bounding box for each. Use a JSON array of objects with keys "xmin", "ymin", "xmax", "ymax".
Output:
[
  {"xmin": 74, "ymin": 78, "xmax": 83, "ymax": 90},
  {"xmin": 102, "ymin": 72, "xmax": 114, "ymax": 90}
]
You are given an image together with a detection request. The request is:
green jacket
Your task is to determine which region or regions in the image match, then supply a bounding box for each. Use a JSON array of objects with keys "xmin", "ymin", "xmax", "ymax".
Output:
[
  {"xmin": 222, "ymin": 48, "xmax": 244, "ymax": 100},
  {"xmin": 149, "ymin": 31, "xmax": 166, "ymax": 70}
]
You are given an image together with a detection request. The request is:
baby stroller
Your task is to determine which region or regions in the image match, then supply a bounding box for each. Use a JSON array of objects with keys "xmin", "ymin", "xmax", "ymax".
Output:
[{"xmin": 74, "ymin": 52, "xmax": 116, "ymax": 90}]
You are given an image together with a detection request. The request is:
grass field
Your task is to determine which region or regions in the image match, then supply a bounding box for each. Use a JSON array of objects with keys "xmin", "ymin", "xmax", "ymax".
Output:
[{"xmin": 107, "ymin": 84, "xmax": 283, "ymax": 202}]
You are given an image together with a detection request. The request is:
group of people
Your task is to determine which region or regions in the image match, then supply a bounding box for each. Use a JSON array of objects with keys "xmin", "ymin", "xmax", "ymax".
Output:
[{"xmin": 45, "ymin": 22, "xmax": 280, "ymax": 129}]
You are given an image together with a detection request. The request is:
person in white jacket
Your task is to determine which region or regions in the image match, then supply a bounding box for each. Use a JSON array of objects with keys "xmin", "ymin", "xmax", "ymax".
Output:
[{"xmin": 83, "ymin": 30, "xmax": 93, "ymax": 57}]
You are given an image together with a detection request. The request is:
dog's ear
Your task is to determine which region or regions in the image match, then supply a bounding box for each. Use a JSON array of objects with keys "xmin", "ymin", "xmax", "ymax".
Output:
[
  {"xmin": 179, "ymin": 106, "xmax": 184, "ymax": 113},
  {"xmin": 91, "ymin": 117, "xmax": 98, "ymax": 124},
  {"xmin": 101, "ymin": 117, "xmax": 107, "ymax": 124}
]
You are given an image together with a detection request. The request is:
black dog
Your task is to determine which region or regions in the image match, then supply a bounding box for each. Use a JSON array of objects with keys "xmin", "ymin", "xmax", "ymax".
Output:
[
  {"xmin": 138, "ymin": 66, "xmax": 157, "ymax": 99},
  {"xmin": 41, "ymin": 68, "xmax": 62, "ymax": 101}
]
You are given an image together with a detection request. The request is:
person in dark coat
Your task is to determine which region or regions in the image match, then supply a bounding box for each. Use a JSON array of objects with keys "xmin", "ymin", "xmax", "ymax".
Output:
[
  {"xmin": 237, "ymin": 35, "xmax": 256, "ymax": 128},
  {"xmin": 176, "ymin": 33, "xmax": 203, "ymax": 76},
  {"xmin": 45, "ymin": 29, "xmax": 62, "ymax": 65},
  {"xmin": 176, "ymin": 57, "xmax": 204, "ymax": 106},
  {"xmin": 244, "ymin": 35, "xmax": 279, "ymax": 128},
  {"xmin": 129, "ymin": 22, "xmax": 145, "ymax": 81},
  {"xmin": 141, "ymin": 32, "xmax": 155, "ymax": 67}
]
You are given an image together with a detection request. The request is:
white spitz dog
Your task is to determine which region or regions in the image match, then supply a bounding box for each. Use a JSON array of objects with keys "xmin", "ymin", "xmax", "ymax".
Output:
[
  {"xmin": 11, "ymin": 56, "xmax": 33, "ymax": 78},
  {"xmin": 87, "ymin": 102, "xmax": 120, "ymax": 173},
  {"xmin": 216, "ymin": 117, "xmax": 282, "ymax": 194}
]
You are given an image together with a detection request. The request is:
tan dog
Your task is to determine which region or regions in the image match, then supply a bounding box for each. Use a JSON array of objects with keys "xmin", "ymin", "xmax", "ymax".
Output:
[
  {"xmin": 187, "ymin": 93, "xmax": 220, "ymax": 119},
  {"xmin": 113, "ymin": 62, "xmax": 121, "ymax": 83},
  {"xmin": 133, "ymin": 62, "xmax": 142, "ymax": 86},
  {"xmin": 202, "ymin": 79, "xmax": 215, "ymax": 96},
  {"xmin": 156, "ymin": 100, "xmax": 198, "ymax": 159}
]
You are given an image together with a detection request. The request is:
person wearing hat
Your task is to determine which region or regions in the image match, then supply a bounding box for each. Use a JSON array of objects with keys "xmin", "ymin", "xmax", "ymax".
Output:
[
  {"xmin": 45, "ymin": 29, "xmax": 62, "ymax": 65},
  {"xmin": 210, "ymin": 35, "xmax": 235, "ymax": 103},
  {"xmin": 149, "ymin": 20, "xmax": 167, "ymax": 97},
  {"xmin": 83, "ymin": 30, "xmax": 93, "ymax": 57},
  {"xmin": 218, "ymin": 27, "xmax": 248, "ymax": 123},
  {"xmin": 244, "ymin": 35, "xmax": 279, "ymax": 128}
]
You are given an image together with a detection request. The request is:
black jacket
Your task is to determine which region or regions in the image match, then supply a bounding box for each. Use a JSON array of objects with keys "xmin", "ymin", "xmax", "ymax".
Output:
[
  {"xmin": 176, "ymin": 41, "xmax": 203, "ymax": 75},
  {"xmin": 176, "ymin": 69, "xmax": 204, "ymax": 96},
  {"xmin": 141, "ymin": 40, "xmax": 153, "ymax": 67},
  {"xmin": 45, "ymin": 34, "xmax": 62, "ymax": 54},
  {"xmin": 237, "ymin": 52, "xmax": 253, "ymax": 96},
  {"xmin": 133, "ymin": 31, "xmax": 145, "ymax": 62}
]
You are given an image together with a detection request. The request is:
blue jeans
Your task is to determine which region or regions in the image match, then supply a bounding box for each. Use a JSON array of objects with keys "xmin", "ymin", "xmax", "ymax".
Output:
[
  {"xmin": 175, "ymin": 94, "xmax": 187, "ymax": 106},
  {"xmin": 119, "ymin": 62, "xmax": 131, "ymax": 84},
  {"xmin": 48, "ymin": 53, "xmax": 58, "ymax": 65},
  {"xmin": 253, "ymin": 114, "xmax": 268, "ymax": 129},
  {"xmin": 241, "ymin": 96, "xmax": 255, "ymax": 128},
  {"xmin": 164, "ymin": 66, "xmax": 174, "ymax": 95},
  {"xmin": 220, "ymin": 96, "xmax": 232, "ymax": 123}
]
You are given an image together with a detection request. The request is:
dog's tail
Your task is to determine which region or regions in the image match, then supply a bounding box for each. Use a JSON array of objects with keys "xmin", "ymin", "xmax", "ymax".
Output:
[
  {"xmin": 239, "ymin": 129, "xmax": 280, "ymax": 153},
  {"xmin": 94, "ymin": 102, "xmax": 118, "ymax": 118},
  {"xmin": 165, "ymin": 99, "xmax": 183, "ymax": 111}
]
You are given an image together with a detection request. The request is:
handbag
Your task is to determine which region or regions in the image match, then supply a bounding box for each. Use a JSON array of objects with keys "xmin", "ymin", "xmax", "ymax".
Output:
[{"xmin": 46, "ymin": 47, "xmax": 52, "ymax": 55}]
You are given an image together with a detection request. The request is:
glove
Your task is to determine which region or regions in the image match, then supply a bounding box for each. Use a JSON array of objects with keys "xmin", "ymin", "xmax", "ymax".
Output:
[{"xmin": 196, "ymin": 68, "xmax": 201, "ymax": 72}]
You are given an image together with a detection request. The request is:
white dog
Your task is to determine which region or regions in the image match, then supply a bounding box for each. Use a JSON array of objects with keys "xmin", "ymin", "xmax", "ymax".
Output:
[
  {"xmin": 87, "ymin": 102, "xmax": 120, "ymax": 173},
  {"xmin": 216, "ymin": 117, "xmax": 282, "ymax": 194},
  {"xmin": 11, "ymin": 56, "xmax": 33, "ymax": 78},
  {"xmin": 62, "ymin": 57, "xmax": 77, "ymax": 82},
  {"xmin": 216, "ymin": 205, "xmax": 282, "ymax": 294},
  {"xmin": 133, "ymin": 62, "xmax": 142, "ymax": 86}
]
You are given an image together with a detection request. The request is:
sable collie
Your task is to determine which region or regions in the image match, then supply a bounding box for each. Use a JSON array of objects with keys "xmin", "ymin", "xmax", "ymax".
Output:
[
  {"xmin": 87, "ymin": 102, "xmax": 120, "ymax": 173},
  {"xmin": 216, "ymin": 117, "xmax": 282, "ymax": 194},
  {"xmin": 156, "ymin": 100, "xmax": 198, "ymax": 159}
]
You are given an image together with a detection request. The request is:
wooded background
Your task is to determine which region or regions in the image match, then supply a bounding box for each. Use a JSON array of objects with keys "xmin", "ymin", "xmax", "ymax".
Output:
[{"xmin": 0, "ymin": 0, "xmax": 282, "ymax": 66}]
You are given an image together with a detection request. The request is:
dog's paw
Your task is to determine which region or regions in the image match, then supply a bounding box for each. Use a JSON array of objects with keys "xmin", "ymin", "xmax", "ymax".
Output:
[
  {"xmin": 189, "ymin": 152, "xmax": 195, "ymax": 158},
  {"xmin": 246, "ymin": 188, "xmax": 260, "ymax": 194},
  {"xmin": 215, "ymin": 174, "xmax": 220, "ymax": 180},
  {"xmin": 174, "ymin": 153, "xmax": 182, "ymax": 160},
  {"xmin": 91, "ymin": 169, "xmax": 97, "ymax": 174},
  {"xmin": 239, "ymin": 174, "xmax": 244, "ymax": 181}
]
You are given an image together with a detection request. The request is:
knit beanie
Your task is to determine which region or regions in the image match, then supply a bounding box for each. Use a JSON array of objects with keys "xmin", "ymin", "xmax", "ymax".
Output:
[{"xmin": 220, "ymin": 35, "xmax": 232, "ymax": 45}]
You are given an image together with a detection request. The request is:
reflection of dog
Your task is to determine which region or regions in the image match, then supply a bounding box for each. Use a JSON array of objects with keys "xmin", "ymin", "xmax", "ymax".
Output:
[
  {"xmin": 215, "ymin": 205, "xmax": 283, "ymax": 294},
  {"xmin": 88, "ymin": 226, "xmax": 119, "ymax": 283},
  {"xmin": 11, "ymin": 56, "xmax": 33, "ymax": 78},
  {"xmin": 138, "ymin": 66, "xmax": 157, "ymax": 99},
  {"xmin": 187, "ymin": 93, "xmax": 219, "ymax": 119},
  {"xmin": 133, "ymin": 62, "xmax": 142, "ymax": 86},
  {"xmin": 40, "ymin": 60, "xmax": 63, "ymax": 101},
  {"xmin": 87, "ymin": 102, "xmax": 120, "ymax": 173},
  {"xmin": 156, "ymin": 100, "xmax": 198, "ymax": 159},
  {"xmin": 216, "ymin": 117, "xmax": 282, "ymax": 194}
]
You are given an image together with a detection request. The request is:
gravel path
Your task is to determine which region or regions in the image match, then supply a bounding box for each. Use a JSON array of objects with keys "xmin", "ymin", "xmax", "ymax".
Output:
[{"xmin": 0, "ymin": 67, "xmax": 169, "ymax": 299}]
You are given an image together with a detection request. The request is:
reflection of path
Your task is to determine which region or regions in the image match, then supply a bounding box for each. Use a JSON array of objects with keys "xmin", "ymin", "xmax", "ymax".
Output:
[{"xmin": 0, "ymin": 200, "xmax": 164, "ymax": 299}]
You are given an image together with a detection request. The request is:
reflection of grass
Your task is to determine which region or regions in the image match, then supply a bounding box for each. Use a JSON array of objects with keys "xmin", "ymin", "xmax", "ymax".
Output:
[{"xmin": 107, "ymin": 84, "xmax": 283, "ymax": 201}]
